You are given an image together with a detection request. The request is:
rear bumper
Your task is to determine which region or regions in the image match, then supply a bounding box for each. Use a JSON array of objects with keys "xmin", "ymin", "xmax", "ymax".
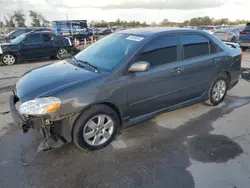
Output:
[{"xmin": 239, "ymin": 41, "xmax": 250, "ymax": 48}]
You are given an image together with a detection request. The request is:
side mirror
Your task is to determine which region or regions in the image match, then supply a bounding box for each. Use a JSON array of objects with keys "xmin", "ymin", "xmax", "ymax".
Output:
[{"xmin": 129, "ymin": 61, "xmax": 150, "ymax": 72}]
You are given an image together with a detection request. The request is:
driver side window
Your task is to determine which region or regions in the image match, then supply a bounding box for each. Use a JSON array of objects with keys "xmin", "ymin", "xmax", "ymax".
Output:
[
  {"xmin": 43, "ymin": 33, "xmax": 55, "ymax": 42},
  {"xmin": 24, "ymin": 34, "xmax": 42, "ymax": 44}
]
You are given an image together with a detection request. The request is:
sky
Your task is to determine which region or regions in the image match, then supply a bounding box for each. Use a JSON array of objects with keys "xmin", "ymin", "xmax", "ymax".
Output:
[{"xmin": 0, "ymin": 0, "xmax": 249, "ymax": 24}]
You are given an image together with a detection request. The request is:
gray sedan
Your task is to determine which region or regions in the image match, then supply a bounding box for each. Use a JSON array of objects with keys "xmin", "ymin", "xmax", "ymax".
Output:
[
  {"xmin": 214, "ymin": 28, "xmax": 240, "ymax": 42},
  {"xmin": 9, "ymin": 28, "xmax": 241, "ymax": 151}
]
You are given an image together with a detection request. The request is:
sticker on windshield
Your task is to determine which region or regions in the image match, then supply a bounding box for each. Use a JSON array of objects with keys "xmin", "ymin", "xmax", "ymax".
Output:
[{"xmin": 126, "ymin": 35, "xmax": 144, "ymax": 42}]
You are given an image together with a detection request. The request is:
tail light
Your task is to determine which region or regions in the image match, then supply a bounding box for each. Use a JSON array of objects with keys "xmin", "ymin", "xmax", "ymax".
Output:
[
  {"xmin": 224, "ymin": 32, "xmax": 228, "ymax": 35},
  {"xmin": 210, "ymin": 29, "xmax": 214, "ymax": 33},
  {"xmin": 4, "ymin": 36, "xmax": 8, "ymax": 42},
  {"xmin": 240, "ymin": 31, "xmax": 246, "ymax": 34}
]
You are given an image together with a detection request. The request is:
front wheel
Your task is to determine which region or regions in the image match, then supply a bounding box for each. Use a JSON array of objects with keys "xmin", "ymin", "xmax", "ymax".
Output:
[
  {"xmin": 1, "ymin": 53, "xmax": 17, "ymax": 65},
  {"xmin": 73, "ymin": 105, "xmax": 119, "ymax": 150},
  {"xmin": 206, "ymin": 74, "xmax": 228, "ymax": 106}
]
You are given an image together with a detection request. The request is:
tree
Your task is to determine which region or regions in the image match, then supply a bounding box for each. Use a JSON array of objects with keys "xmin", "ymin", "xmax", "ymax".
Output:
[
  {"xmin": 0, "ymin": 21, "xmax": 4, "ymax": 28},
  {"xmin": 4, "ymin": 14, "xmax": 15, "ymax": 27},
  {"xmin": 151, "ymin": 22, "xmax": 157, "ymax": 27},
  {"xmin": 29, "ymin": 10, "xmax": 50, "ymax": 27},
  {"xmin": 29, "ymin": 10, "xmax": 41, "ymax": 26},
  {"xmin": 13, "ymin": 10, "xmax": 26, "ymax": 27},
  {"xmin": 160, "ymin": 19, "xmax": 169, "ymax": 26},
  {"xmin": 183, "ymin": 20, "xmax": 189, "ymax": 26}
]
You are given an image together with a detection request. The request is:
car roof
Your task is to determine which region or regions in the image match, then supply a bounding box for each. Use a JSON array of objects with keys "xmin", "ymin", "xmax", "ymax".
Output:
[
  {"xmin": 117, "ymin": 27, "xmax": 201, "ymax": 37},
  {"xmin": 29, "ymin": 31, "xmax": 54, "ymax": 34}
]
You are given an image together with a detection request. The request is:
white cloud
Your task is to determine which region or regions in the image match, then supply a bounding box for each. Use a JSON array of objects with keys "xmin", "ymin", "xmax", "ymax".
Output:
[{"xmin": 0, "ymin": 0, "xmax": 250, "ymax": 24}]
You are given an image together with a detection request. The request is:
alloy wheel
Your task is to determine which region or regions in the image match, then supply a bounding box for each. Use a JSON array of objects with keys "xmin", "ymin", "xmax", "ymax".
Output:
[
  {"xmin": 58, "ymin": 48, "xmax": 68, "ymax": 58},
  {"xmin": 2, "ymin": 54, "xmax": 16, "ymax": 65},
  {"xmin": 212, "ymin": 80, "xmax": 226, "ymax": 102},
  {"xmin": 83, "ymin": 115, "xmax": 114, "ymax": 146}
]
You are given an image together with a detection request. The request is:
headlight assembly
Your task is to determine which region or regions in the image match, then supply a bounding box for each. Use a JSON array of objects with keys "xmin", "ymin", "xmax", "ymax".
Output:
[{"xmin": 19, "ymin": 97, "xmax": 61, "ymax": 115}]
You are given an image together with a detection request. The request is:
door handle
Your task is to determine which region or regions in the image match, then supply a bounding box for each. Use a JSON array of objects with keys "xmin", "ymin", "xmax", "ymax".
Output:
[
  {"xmin": 214, "ymin": 58, "xmax": 220, "ymax": 63},
  {"xmin": 172, "ymin": 67, "xmax": 184, "ymax": 74}
]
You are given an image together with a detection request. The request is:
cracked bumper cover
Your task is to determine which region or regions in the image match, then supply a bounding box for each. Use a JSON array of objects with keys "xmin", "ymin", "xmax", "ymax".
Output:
[
  {"xmin": 9, "ymin": 94, "xmax": 71, "ymax": 151},
  {"xmin": 9, "ymin": 94, "xmax": 32, "ymax": 133}
]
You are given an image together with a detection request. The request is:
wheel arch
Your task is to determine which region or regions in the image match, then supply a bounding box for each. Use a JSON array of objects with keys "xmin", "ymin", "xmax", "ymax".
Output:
[
  {"xmin": 1, "ymin": 52, "xmax": 19, "ymax": 62},
  {"xmin": 70, "ymin": 102, "xmax": 123, "ymax": 139}
]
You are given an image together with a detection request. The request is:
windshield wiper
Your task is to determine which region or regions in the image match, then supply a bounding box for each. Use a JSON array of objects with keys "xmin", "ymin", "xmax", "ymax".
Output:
[{"xmin": 73, "ymin": 57, "xmax": 99, "ymax": 72}]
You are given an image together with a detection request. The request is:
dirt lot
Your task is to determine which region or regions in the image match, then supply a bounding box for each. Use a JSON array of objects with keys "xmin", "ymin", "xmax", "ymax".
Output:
[{"xmin": 1, "ymin": 52, "xmax": 250, "ymax": 188}]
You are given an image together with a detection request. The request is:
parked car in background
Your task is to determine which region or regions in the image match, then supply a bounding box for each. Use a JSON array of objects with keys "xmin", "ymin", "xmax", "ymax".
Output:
[
  {"xmin": 0, "ymin": 31, "xmax": 75, "ymax": 65},
  {"xmin": 9, "ymin": 28, "xmax": 241, "ymax": 151},
  {"xmin": 238, "ymin": 23, "xmax": 250, "ymax": 52},
  {"xmin": 214, "ymin": 27, "xmax": 240, "ymax": 42},
  {"xmin": 3, "ymin": 27, "xmax": 51, "ymax": 42},
  {"xmin": 198, "ymin": 26, "xmax": 222, "ymax": 34},
  {"xmin": 97, "ymin": 28, "xmax": 112, "ymax": 35},
  {"xmin": 0, "ymin": 31, "xmax": 5, "ymax": 43}
]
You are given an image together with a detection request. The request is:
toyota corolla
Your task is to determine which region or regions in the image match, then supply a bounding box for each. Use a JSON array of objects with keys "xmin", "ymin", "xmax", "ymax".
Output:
[{"xmin": 9, "ymin": 28, "xmax": 241, "ymax": 151}]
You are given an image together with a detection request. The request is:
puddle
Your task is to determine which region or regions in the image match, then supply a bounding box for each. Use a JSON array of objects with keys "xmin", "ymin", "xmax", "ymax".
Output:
[{"xmin": 187, "ymin": 134, "xmax": 243, "ymax": 163}]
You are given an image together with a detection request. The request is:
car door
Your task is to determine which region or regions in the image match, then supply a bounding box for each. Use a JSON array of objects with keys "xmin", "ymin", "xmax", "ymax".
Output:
[
  {"xmin": 40, "ymin": 33, "xmax": 57, "ymax": 57},
  {"xmin": 176, "ymin": 33, "xmax": 220, "ymax": 101},
  {"xmin": 126, "ymin": 34, "xmax": 188, "ymax": 118},
  {"xmin": 19, "ymin": 33, "xmax": 44, "ymax": 59}
]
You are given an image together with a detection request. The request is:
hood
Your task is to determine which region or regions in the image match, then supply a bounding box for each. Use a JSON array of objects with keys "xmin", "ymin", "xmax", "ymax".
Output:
[
  {"xmin": 16, "ymin": 60, "xmax": 102, "ymax": 102},
  {"xmin": 0, "ymin": 43, "xmax": 16, "ymax": 54}
]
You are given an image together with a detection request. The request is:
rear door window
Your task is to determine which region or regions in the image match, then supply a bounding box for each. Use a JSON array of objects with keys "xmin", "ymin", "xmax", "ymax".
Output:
[
  {"xmin": 180, "ymin": 34, "xmax": 209, "ymax": 60},
  {"xmin": 135, "ymin": 35, "xmax": 178, "ymax": 67}
]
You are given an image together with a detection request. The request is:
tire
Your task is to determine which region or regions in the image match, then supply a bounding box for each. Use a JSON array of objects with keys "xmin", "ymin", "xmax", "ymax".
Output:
[
  {"xmin": 73, "ymin": 105, "xmax": 120, "ymax": 150},
  {"xmin": 231, "ymin": 37, "xmax": 236, "ymax": 42},
  {"xmin": 206, "ymin": 74, "xmax": 228, "ymax": 106},
  {"xmin": 57, "ymin": 48, "xmax": 68, "ymax": 60},
  {"xmin": 241, "ymin": 47, "xmax": 247, "ymax": 52},
  {"xmin": 1, "ymin": 53, "xmax": 17, "ymax": 66}
]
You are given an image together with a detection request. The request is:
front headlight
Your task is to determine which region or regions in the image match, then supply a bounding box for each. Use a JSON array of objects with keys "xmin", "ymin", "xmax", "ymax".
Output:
[{"xmin": 19, "ymin": 97, "xmax": 61, "ymax": 115}]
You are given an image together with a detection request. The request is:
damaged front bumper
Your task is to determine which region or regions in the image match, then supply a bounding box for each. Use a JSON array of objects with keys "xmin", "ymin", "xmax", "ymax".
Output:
[{"xmin": 9, "ymin": 94, "xmax": 67, "ymax": 151}]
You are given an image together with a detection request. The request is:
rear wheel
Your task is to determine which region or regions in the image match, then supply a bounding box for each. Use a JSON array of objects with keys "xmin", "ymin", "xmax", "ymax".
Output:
[
  {"xmin": 73, "ymin": 105, "xmax": 119, "ymax": 150},
  {"xmin": 231, "ymin": 37, "xmax": 236, "ymax": 42},
  {"xmin": 206, "ymin": 74, "xmax": 228, "ymax": 106},
  {"xmin": 1, "ymin": 53, "xmax": 17, "ymax": 65},
  {"xmin": 57, "ymin": 48, "xmax": 68, "ymax": 59},
  {"xmin": 241, "ymin": 47, "xmax": 247, "ymax": 52}
]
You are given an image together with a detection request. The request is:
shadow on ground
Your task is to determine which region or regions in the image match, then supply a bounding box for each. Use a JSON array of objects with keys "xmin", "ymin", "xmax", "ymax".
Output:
[{"xmin": 1, "ymin": 95, "xmax": 250, "ymax": 188}]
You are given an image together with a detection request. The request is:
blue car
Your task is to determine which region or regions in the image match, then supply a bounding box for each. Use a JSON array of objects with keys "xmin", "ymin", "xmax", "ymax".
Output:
[
  {"xmin": 0, "ymin": 31, "xmax": 75, "ymax": 65},
  {"xmin": 238, "ymin": 23, "xmax": 250, "ymax": 51}
]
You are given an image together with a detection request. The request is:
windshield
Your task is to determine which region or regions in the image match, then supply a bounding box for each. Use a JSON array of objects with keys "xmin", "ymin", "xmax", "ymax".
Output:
[
  {"xmin": 10, "ymin": 33, "xmax": 27, "ymax": 44},
  {"xmin": 74, "ymin": 33, "xmax": 143, "ymax": 71}
]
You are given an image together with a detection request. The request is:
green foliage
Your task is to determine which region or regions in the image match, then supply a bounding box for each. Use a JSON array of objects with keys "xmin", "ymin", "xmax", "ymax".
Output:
[
  {"xmin": 29, "ymin": 10, "xmax": 50, "ymax": 27},
  {"xmin": 89, "ymin": 19, "xmax": 150, "ymax": 28},
  {"xmin": 13, "ymin": 10, "xmax": 26, "ymax": 27},
  {"xmin": 182, "ymin": 16, "xmax": 249, "ymax": 26}
]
